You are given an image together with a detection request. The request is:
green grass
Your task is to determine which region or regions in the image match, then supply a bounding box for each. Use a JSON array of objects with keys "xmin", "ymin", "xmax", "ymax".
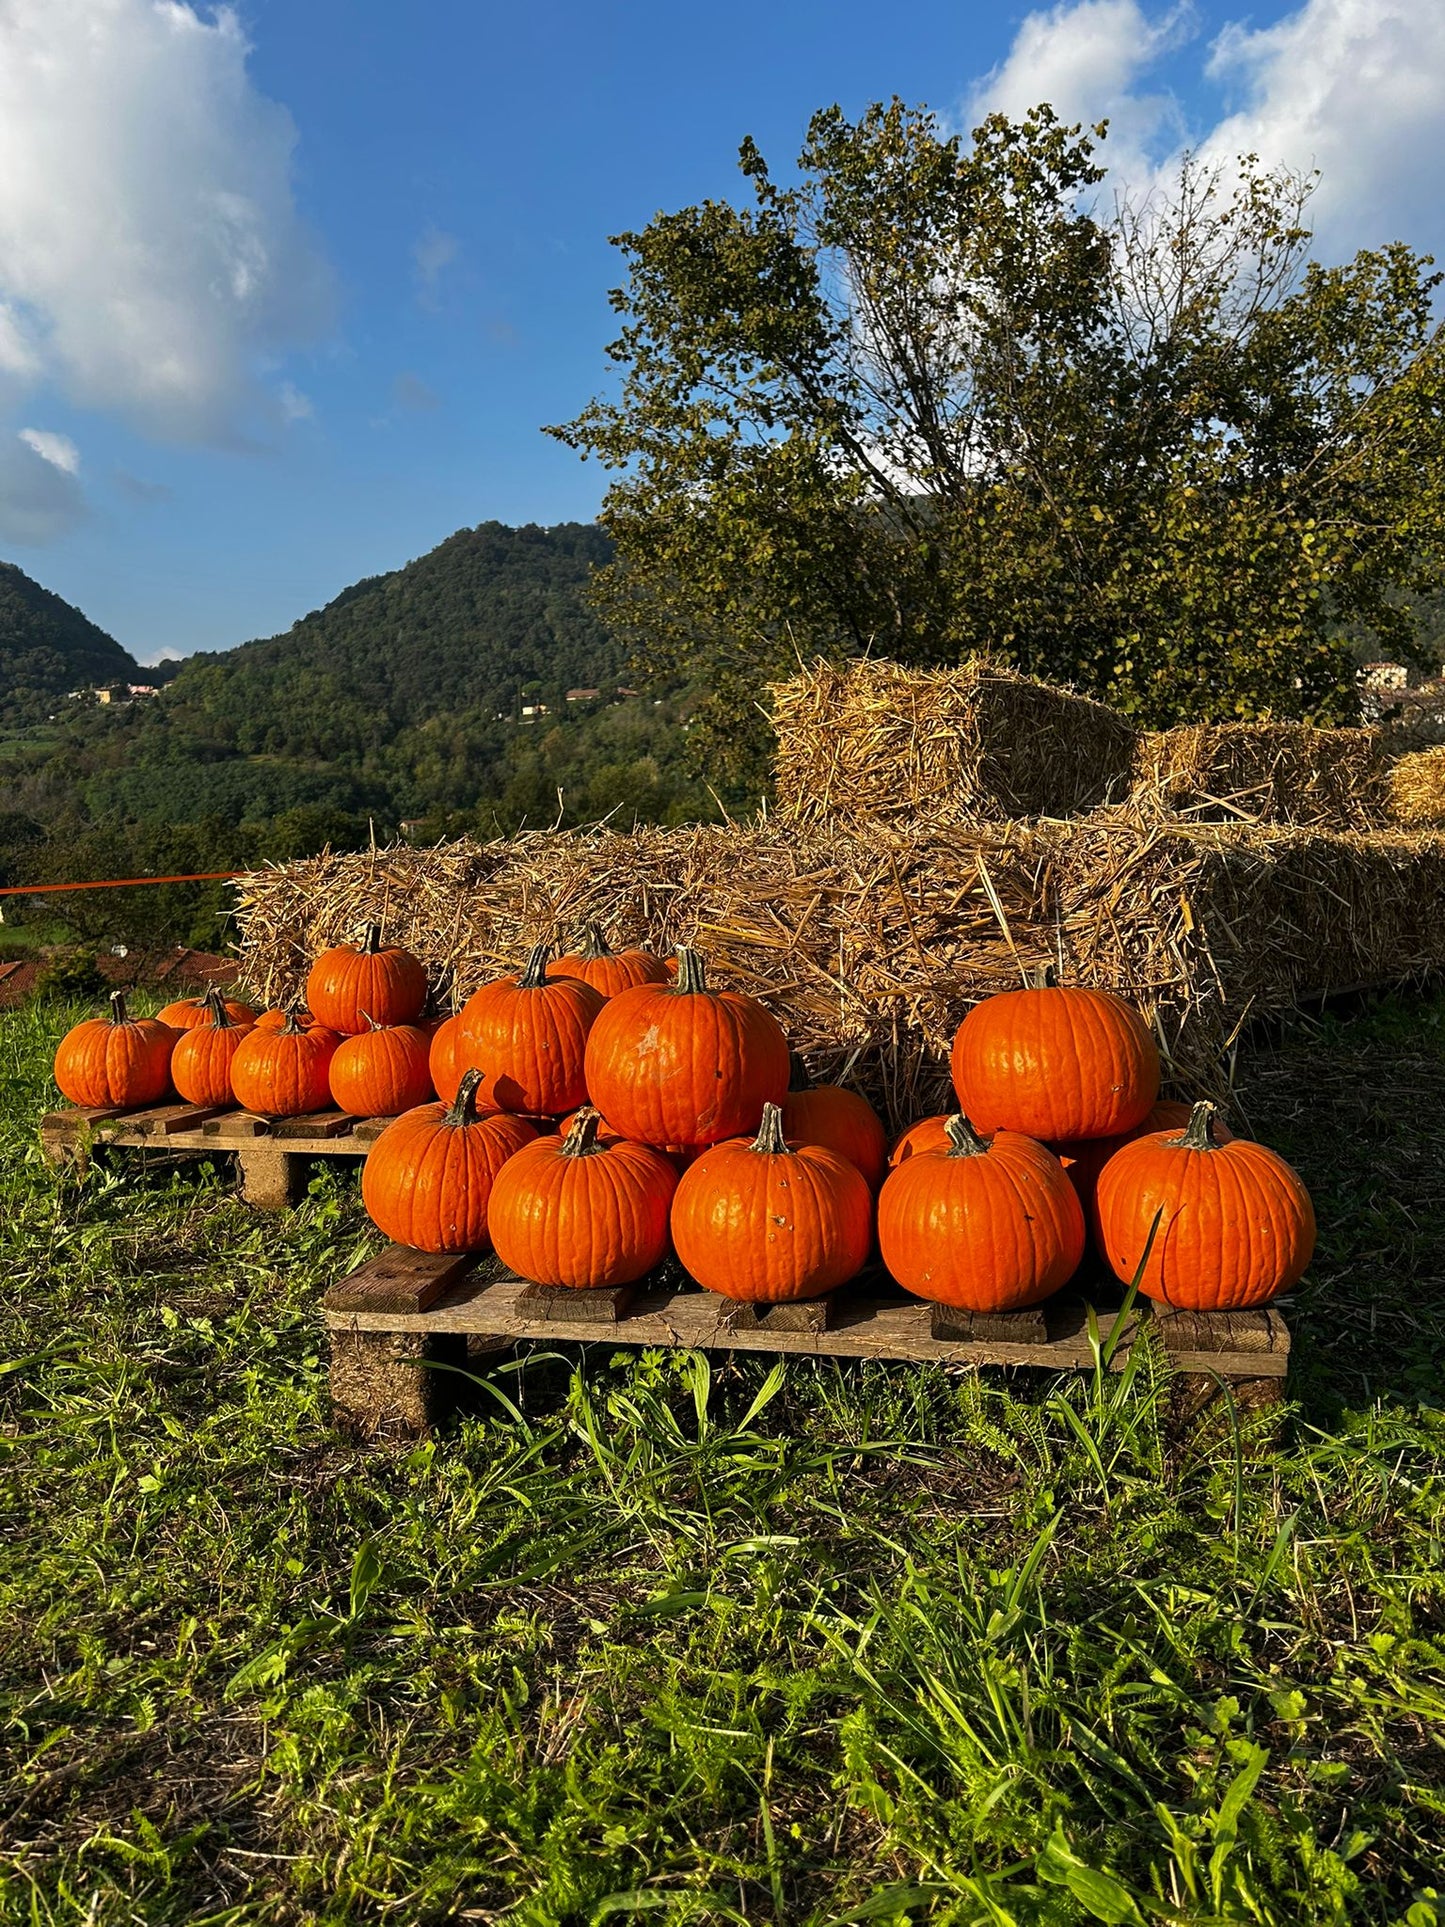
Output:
[{"xmin": 2, "ymin": 993, "xmax": 1444, "ymax": 1925}]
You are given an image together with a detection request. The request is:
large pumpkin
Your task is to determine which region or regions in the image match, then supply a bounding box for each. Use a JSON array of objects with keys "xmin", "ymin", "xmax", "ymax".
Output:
[
  {"xmin": 877, "ymin": 1114, "xmax": 1084, "ymax": 1312},
  {"xmin": 951, "ymin": 979, "xmax": 1160, "ymax": 1141},
  {"xmin": 1054, "ymin": 1100, "xmax": 1236, "ymax": 1226},
  {"xmin": 584, "ymin": 947, "xmax": 789, "ymax": 1151},
  {"xmin": 670, "ymin": 1103, "xmax": 871, "ymax": 1302},
  {"xmin": 157, "ymin": 992, "xmax": 257, "ymax": 1030},
  {"xmin": 361, "ymin": 1069, "xmax": 537, "ymax": 1252},
  {"xmin": 427, "ymin": 1011, "xmax": 468, "ymax": 1105},
  {"xmin": 54, "ymin": 990, "xmax": 175, "ymax": 1109},
  {"xmin": 230, "ymin": 1012, "xmax": 340, "ymax": 1117},
  {"xmin": 459, "ymin": 944, "xmax": 604, "ymax": 1116},
  {"xmin": 488, "ymin": 1108, "xmax": 678, "ymax": 1288},
  {"xmin": 329, "ymin": 1018, "xmax": 434, "ymax": 1117},
  {"xmin": 171, "ymin": 988, "xmax": 254, "ymax": 1107},
  {"xmin": 1095, "ymin": 1101, "xmax": 1314, "ymax": 1310},
  {"xmin": 306, "ymin": 925, "xmax": 427, "ymax": 1036},
  {"xmin": 552, "ymin": 924, "xmax": 670, "ymax": 1000},
  {"xmin": 887, "ymin": 1114, "xmax": 952, "ymax": 1169},
  {"xmin": 781, "ymin": 1061, "xmax": 887, "ymax": 1191}
]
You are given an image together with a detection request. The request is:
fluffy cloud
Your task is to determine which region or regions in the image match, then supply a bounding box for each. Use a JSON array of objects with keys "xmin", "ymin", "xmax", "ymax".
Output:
[
  {"xmin": 967, "ymin": 0, "xmax": 1445, "ymax": 262},
  {"xmin": 19, "ymin": 429, "xmax": 80, "ymax": 476},
  {"xmin": 0, "ymin": 0, "xmax": 333, "ymax": 447},
  {"xmin": 0, "ymin": 432, "xmax": 87, "ymax": 543}
]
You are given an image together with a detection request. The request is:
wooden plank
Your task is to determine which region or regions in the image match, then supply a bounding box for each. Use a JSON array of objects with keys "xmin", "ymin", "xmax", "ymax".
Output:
[
  {"xmin": 517, "ymin": 1280, "xmax": 640, "ymax": 1324},
  {"xmin": 203, "ymin": 1111, "xmax": 271, "ymax": 1140},
  {"xmin": 271, "ymin": 1110, "xmax": 360, "ymax": 1141},
  {"xmin": 1150, "ymin": 1306, "xmax": 1280, "ymax": 1356},
  {"xmin": 125, "ymin": 1102, "xmax": 228, "ymax": 1137},
  {"xmin": 931, "ymin": 1303, "xmax": 1051, "ymax": 1344},
  {"xmin": 40, "ymin": 1105, "xmax": 134, "ymax": 1138},
  {"xmin": 722, "ymin": 1292, "xmax": 836, "ymax": 1334},
  {"xmin": 325, "ymin": 1247, "xmax": 478, "ymax": 1316},
  {"xmin": 351, "ymin": 1116, "xmax": 396, "ymax": 1145}
]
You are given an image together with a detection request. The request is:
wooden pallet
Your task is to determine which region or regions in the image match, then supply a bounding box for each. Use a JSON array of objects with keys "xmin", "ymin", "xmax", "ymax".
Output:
[
  {"xmin": 39, "ymin": 1102, "xmax": 394, "ymax": 1207},
  {"xmin": 323, "ymin": 1246, "xmax": 1291, "ymax": 1434}
]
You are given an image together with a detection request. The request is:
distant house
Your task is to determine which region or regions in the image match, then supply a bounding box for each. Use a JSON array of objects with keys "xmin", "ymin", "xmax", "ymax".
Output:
[
  {"xmin": 1361, "ymin": 662, "xmax": 1410, "ymax": 692},
  {"xmin": 519, "ymin": 702, "xmax": 548, "ymax": 723},
  {"xmin": 565, "ymin": 688, "xmax": 600, "ymax": 703},
  {"xmin": 399, "ymin": 818, "xmax": 428, "ymax": 837}
]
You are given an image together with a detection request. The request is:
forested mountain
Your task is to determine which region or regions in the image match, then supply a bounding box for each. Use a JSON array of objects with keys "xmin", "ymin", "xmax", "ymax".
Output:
[{"xmin": 0, "ymin": 562, "xmax": 142, "ymax": 724}]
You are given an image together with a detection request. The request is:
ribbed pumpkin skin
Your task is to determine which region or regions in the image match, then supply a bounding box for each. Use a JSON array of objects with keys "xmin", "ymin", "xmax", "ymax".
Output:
[
  {"xmin": 553, "ymin": 927, "xmax": 670, "ymax": 1000},
  {"xmin": 488, "ymin": 1117, "xmax": 678, "ymax": 1287},
  {"xmin": 255, "ymin": 1008, "xmax": 315, "ymax": 1031},
  {"xmin": 782, "ymin": 1086, "xmax": 887, "ymax": 1191},
  {"xmin": 1095, "ymin": 1113, "xmax": 1314, "ymax": 1310},
  {"xmin": 171, "ymin": 1011, "xmax": 253, "ymax": 1107},
  {"xmin": 54, "ymin": 997, "xmax": 175, "ymax": 1108},
  {"xmin": 306, "ymin": 932, "xmax": 427, "ymax": 1035},
  {"xmin": 329, "ymin": 1024, "xmax": 434, "ymax": 1117},
  {"xmin": 951, "ymin": 986, "xmax": 1160, "ymax": 1141},
  {"xmin": 427, "ymin": 1013, "xmax": 468, "ymax": 1104},
  {"xmin": 888, "ymin": 1114, "xmax": 952, "ymax": 1169},
  {"xmin": 362, "ymin": 1088, "xmax": 537, "ymax": 1252},
  {"xmin": 1053, "ymin": 1102, "xmax": 1236, "ymax": 1224},
  {"xmin": 459, "ymin": 948, "xmax": 604, "ymax": 1115},
  {"xmin": 877, "ymin": 1123, "xmax": 1084, "ymax": 1311},
  {"xmin": 230, "ymin": 1024, "xmax": 340, "ymax": 1117},
  {"xmin": 584, "ymin": 950, "xmax": 789, "ymax": 1151},
  {"xmin": 670, "ymin": 1109, "xmax": 871, "ymax": 1301},
  {"xmin": 158, "ymin": 995, "xmax": 257, "ymax": 1030}
]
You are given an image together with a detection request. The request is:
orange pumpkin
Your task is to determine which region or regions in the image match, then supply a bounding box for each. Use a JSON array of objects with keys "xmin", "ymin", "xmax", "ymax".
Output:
[
  {"xmin": 888, "ymin": 1114, "xmax": 952, "ymax": 1169},
  {"xmin": 877, "ymin": 1114, "xmax": 1084, "ymax": 1312},
  {"xmin": 328, "ymin": 1018, "xmax": 434, "ymax": 1118},
  {"xmin": 459, "ymin": 944, "xmax": 604, "ymax": 1116},
  {"xmin": 670, "ymin": 1103, "xmax": 872, "ymax": 1302},
  {"xmin": 552, "ymin": 923, "xmax": 670, "ymax": 999},
  {"xmin": 254, "ymin": 1007, "xmax": 316, "ymax": 1031},
  {"xmin": 951, "ymin": 980, "xmax": 1160, "ymax": 1142},
  {"xmin": 488, "ymin": 1108, "xmax": 678, "ymax": 1288},
  {"xmin": 54, "ymin": 990, "xmax": 176, "ymax": 1110},
  {"xmin": 229, "ymin": 1012, "xmax": 340, "ymax": 1117},
  {"xmin": 170, "ymin": 988, "xmax": 254, "ymax": 1107},
  {"xmin": 157, "ymin": 992, "xmax": 257, "ymax": 1030},
  {"xmin": 1054, "ymin": 1101, "xmax": 1237, "ymax": 1225},
  {"xmin": 584, "ymin": 947, "xmax": 789, "ymax": 1151},
  {"xmin": 305, "ymin": 924, "xmax": 427, "ymax": 1036},
  {"xmin": 781, "ymin": 1063, "xmax": 887, "ymax": 1191},
  {"xmin": 428, "ymin": 1011, "xmax": 469, "ymax": 1105},
  {"xmin": 361, "ymin": 1069, "xmax": 538, "ymax": 1252},
  {"xmin": 1095, "ymin": 1101, "xmax": 1314, "ymax": 1310}
]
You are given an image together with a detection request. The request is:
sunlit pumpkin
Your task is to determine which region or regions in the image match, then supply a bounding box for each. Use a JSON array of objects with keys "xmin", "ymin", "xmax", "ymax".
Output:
[
  {"xmin": 170, "ymin": 988, "xmax": 254, "ymax": 1108},
  {"xmin": 459, "ymin": 943, "xmax": 604, "ymax": 1115},
  {"xmin": 328, "ymin": 1017, "xmax": 435, "ymax": 1117},
  {"xmin": 54, "ymin": 990, "xmax": 176, "ymax": 1109},
  {"xmin": 427, "ymin": 1011, "xmax": 469, "ymax": 1105},
  {"xmin": 254, "ymin": 1007, "xmax": 316, "ymax": 1031},
  {"xmin": 552, "ymin": 923, "xmax": 670, "ymax": 999},
  {"xmin": 229, "ymin": 1012, "xmax": 340, "ymax": 1117},
  {"xmin": 361, "ymin": 1069, "xmax": 538, "ymax": 1252},
  {"xmin": 305, "ymin": 925, "xmax": 428, "ymax": 1035},
  {"xmin": 157, "ymin": 992, "xmax": 257, "ymax": 1030},
  {"xmin": 887, "ymin": 1114, "xmax": 952, "ymax": 1169},
  {"xmin": 781, "ymin": 1061, "xmax": 887, "ymax": 1190},
  {"xmin": 1053, "ymin": 1100, "xmax": 1236, "ymax": 1226}
]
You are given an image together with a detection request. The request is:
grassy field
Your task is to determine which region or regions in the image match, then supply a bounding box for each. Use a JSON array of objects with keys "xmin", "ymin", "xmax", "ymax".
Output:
[{"xmin": 2, "ymin": 995, "xmax": 1444, "ymax": 1926}]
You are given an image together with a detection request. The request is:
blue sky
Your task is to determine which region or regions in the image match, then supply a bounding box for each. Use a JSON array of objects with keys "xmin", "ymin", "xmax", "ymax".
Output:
[{"xmin": 0, "ymin": 0, "xmax": 1441, "ymax": 662}]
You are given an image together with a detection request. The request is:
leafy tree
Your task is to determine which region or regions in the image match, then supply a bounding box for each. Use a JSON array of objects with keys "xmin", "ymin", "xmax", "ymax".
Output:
[{"xmin": 552, "ymin": 101, "xmax": 1445, "ymax": 790}]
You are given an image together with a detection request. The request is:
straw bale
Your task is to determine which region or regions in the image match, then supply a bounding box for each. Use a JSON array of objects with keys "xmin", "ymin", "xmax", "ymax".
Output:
[
  {"xmin": 1388, "ymin": 746, "xmax": 1445, "ymax": 826},
  {"xmin": 1131, "ymin": 722, "xmax": 1388, "ymax": 830},
  {"xmin": 769, "ymin": 658, "xmax": 1138, "ymax": 829}
]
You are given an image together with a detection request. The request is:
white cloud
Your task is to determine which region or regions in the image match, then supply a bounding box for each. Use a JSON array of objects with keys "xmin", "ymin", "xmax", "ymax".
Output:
[
  {"xmin": 413, "ymin": 226, "xmax": 459, "ymax": 307},
  {"xmin": 278, "ymin": 381, "xmax": 314, "ymax": 424},
  {"xmin": 966, "ymin": 0, "xmax": 1445, "ymax": 262},
  {"xmin": 0, "ymin": 0, "xmax": 334, "ymax": 446},
  {"xmin": 0, "ymin": 432, "xmax": 87, "ymax": 542},
  {"xmin": 19, "ymin": 428, "xmax": 81, "ymax": 475}
]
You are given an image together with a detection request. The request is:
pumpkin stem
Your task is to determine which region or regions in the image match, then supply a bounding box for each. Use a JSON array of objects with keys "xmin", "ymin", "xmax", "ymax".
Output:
[
  {"xmin": 108, "ymin": 988, "xmax": 129, "ymax": 1026},
  {"xmin": 205, "ymin": 986, "xmax": 232, "ymax": 1030},
  {"xmin": 577, "ymin": 923, "xmax": 613, "ymax": 962},
  {"xmin": 361, "ymin": 1009, "xmax": 381, "ymax": 1032},
  {"xmin": 750, "ymin": 1102, "xmax": 790, "ymax": 1156},
  {"xmin": 1027, "ymin": 962, "xmax": 1059, "ymax": 990},
  {"xmin": 281, "ymin": 1006, "xmax": 307, "ymax": 1036},
  {"xmin": 674, "ymin": 947, "xmax": 708, "ymax": 995},
  {"xmin": 518, "ymin": 943, "xmax": 551, "ymax": 990},
  {"xmin": 787, "ymin": 1050, "xmax": 813, "ymax": 1093},
  {"xmin": 1179, "ymin": 1100, "xmax": 1218, "ymax": 1151},
  {"xmin": 562, "ymin": 1107, "xmax": 606, "ymax": 1157},
  {"xmin": 944, "ymin": 1113, "xmax": 991, "ymax": 1158},
  {"xmin": 447, "ymin": 1067, "xmax": 485, "ymax": 1126}
]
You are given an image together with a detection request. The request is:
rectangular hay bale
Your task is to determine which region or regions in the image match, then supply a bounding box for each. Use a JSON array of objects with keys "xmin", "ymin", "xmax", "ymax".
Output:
[{"xmin": 1132, "ymin": 723, "xmax": 1388, "ymax": 831}]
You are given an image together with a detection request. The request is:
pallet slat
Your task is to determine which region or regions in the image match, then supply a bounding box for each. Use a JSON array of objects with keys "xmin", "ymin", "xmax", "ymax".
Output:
[{"xmin": 327, "ymin": 1248, "xmax": 476, "ymax": 1315}]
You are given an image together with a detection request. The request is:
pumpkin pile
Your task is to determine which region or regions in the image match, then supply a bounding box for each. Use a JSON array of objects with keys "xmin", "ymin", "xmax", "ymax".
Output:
[{"xmin": 52, "ymin": 934, "xmax": 1315, "ymax": 1312}]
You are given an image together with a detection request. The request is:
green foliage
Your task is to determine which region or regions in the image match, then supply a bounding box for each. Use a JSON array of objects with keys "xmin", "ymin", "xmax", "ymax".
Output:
[
  {"xmin": 32, "ymin": 951, "xmax": 106, "ymax": 1002},
  {"xmin": 3, "ymin": 993, "xmax": 1445, "ymax": 1920},
  {"xmin": 0, "ymin": 561, "xmax": 142, "ymax": 725},
  {"xmin": 553, "ymin": 101, "xmax": 1445, "ymax": 790}
]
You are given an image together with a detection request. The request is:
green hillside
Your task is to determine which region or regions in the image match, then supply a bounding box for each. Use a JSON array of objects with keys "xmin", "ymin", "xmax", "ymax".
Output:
[{"xmin": 0, "ymin": 561, "xmax": 141, "ymax": 724}]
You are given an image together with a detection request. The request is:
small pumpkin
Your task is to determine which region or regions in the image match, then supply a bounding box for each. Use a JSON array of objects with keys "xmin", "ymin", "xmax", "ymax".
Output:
[
  {"xmin": 329, "ymin": 1016, "xmax": 435, "ymax": 1117},
  {"xmin": 488, "ymin": 1107, "xmax": 678, "ymax": 1288},
  {"xmin": 781, "ymin": 1059, "xmax": 887, "ymax": 1191},
  {"xmin": 306, "ymin": 924, "xmax": 428, "ymax": 1035},
  {"xmin": 54, "ymin": 990, "xmax": 176, "ymax": 1109},
  {"xmin": 670, "ymin": 1102, "xmax": 872, "ymax": 1302},
  {"xmin": 552, "ymin": 923, "xmax": 670, "ymax": 999},
  {"xmin": 157, "ymin": 992, "xmax": 257, "ymax": 1030},
  {"xmin": 1095, "ymin": 1101, "xmax": 1314, "ymax": 1310},
  {"xmin": 171, "ymin": 988, "xmax": 254, "ymax": 1107},
  {"xmin": 951, "ymin": 975, "xmax": 1160, "ymax": 1142},
  {"xmin": 428, "ymin": 1011, "xmax": 469, "ymax": 1105},
  {"xmin": 887, "ymin": 1114, "xmax": 952, "ymax": 1169},
  {"xmin": 254, "ymin": 1007, "xmax": 316, "ymax": 1031},
  {"xmin": 361, "ymin": 1069, "xmax": 538, "ymax": 1252},
  {"xmin": 584, "ymin": 947, "xmax": 789, "ymax": 1151},
  {"xmin": 877, "ymin": 1114, "xmax": 1085, "ymax": 1312},
  {"xmin": 229, "ymin": 1011, "xmax": 340, "ymax": 1117},
  {"xmin": 459, "ymin": 943, "xmax": 604, "ymax": 1116}
]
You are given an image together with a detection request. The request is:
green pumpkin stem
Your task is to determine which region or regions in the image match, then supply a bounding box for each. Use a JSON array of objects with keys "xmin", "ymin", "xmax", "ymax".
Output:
[
  {"xmin": 577, "ymin": 923, "xmax": 613, "ymax": 961},
  {"xmin": 518, "ymin": 943, "xmax": 551, "ymax": 990},
  {"xmin": 751, "ymin": 1102, "xmax": 790, "ymax": 1156},
  {"xmin": 1179, "ymin": 1100, "xmax": 1218, "ymax": 1151},
  {"xmin": 361, "ymin": 923, "xmax": 382, "ymax": 955},
  {"xmin": 562, "ymin": 1108, "xmax": 605, "ymax": 1158},
  {"xmin": 1027, "ymin": 962, "xmax": 1059, "ymax": 990},
  {"xmin": 674, "ymin": 947, "xmax": 708, "ymax": 995},
  {"xmin": 447, "ymin": 1067, "xmax": 485, "ymax": 1126},
  {"xmin": 281, "ymin": 1006, "xmax": 307, "ymax": 1036},
  {"xmin": 108, "ymin": 988, "xmax": 129, "ymax": 1026},
  {"xmin": 205, "ymin": 986, "xmax": 232, "ymax": 1030},
  {"xmin": 944, "ymin": 1114, "xmax": 990, "ymax": 1158}
]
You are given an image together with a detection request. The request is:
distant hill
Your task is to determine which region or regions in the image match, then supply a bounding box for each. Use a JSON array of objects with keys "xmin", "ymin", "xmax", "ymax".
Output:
[{"xmin": 0, "ymin": 562, "xmax": 141, "ymax": 723}]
